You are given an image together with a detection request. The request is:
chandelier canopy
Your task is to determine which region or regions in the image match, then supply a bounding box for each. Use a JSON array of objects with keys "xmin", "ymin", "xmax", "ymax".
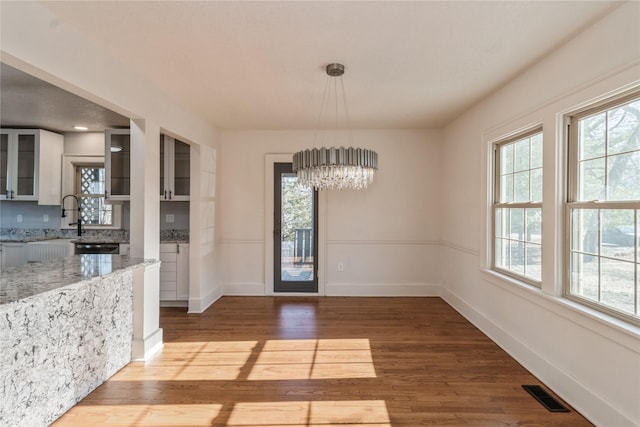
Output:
[{"xmin": 292, "ymin": 63, "xmax": 378, "ymax": 191}]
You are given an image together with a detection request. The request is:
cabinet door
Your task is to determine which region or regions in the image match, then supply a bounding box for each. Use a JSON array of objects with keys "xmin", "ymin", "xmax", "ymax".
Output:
[
  {"xmin": 1, "ymin": 243, "xmax": 27, "ymax": 268},
  {"xmin": 160, "ymin": 135, "xmax": 167, "ymax": 199},
  {"xmin": 0, "ymin": 132, "xmax": 8, "ymax": 199},
  {"xmin": 160, "ymin": 135, "xmax": 190, "ymax": 201},
  {"xmin": 176, "ymin": 244, "xmax": 189, "ymax": 300},
  {"xmin": 105, "ymin": 129, "xmax": 130, "ymax": 201},
  {"xmin": 0, "ymin": 130, "xmax": 38, "ymax": 201},
  {"xmin": 172, "ymin": 140, "xmax": 190, "ymax": 200},
  {"xmin": 14, "ymin": 131, "xmax": 37, "ymax": 199}
]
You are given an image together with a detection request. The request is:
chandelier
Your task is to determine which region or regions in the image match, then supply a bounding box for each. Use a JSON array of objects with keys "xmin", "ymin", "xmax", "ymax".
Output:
[{"xmin": 292, "ymin": 63, "xmax": 378, "ymax": 190}]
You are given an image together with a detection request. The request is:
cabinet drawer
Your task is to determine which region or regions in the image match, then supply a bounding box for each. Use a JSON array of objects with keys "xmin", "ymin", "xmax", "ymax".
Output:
[
  {"xmin": 160, "ymin": 252, "xmax": 177, "ymax": 263},
  {"xmin": 160, "ymin": 280, "xmax": 177, "ymax": 292},
  {"xmin": 160, "ymin": 261, "xmax": 177, "ymax": 273},
  {"xmin": 160, "ymin": 290, "xmax": 177, "ymax": 301},
  {"xmin": 160, "ymin": 271, "xmax": 177, "ymax": 282}
]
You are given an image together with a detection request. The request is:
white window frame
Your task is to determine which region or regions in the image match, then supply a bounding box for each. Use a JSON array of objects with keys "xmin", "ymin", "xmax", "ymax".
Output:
[
  {"xmin": 492, "ymin": 127, "xmax": 544, "ymax": 286},
  {"xmin": 75, "ymin": 164, "xmax": 113, "ymax": 227},
  {"xmin": 61, "ymin": 155, "xmax": 121, "ymax": 230},
  {"xmin": 565, "ymin": 91, "xmax": 640, "ymax": 324}
]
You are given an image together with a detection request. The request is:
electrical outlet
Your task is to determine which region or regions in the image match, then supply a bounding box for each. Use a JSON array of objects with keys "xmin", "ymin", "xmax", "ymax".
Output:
[
  {"xmin": 166, "ymin": 214, "xmax": 175, "ymax": 223},
  {"xmin": 17, "ymin": 214, "xmax": 23, "ymax": 223},
  {"xmin": 43, "ymin": 214, "xmax": 49, "ymax": 223},
  {"xmin": 338, "ymin": 262, "xmax": 344, "ymax": 272}
]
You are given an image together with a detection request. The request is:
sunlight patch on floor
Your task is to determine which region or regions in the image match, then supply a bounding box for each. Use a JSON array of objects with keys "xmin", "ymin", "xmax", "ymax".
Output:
[
  {"xmin": 110, "ymin": 341, "xmax": 258, "ymax": 381},
  {"xmin": 60, "ymin": 404, "xmax": 222, "ymax": 426},
  {"xmin": 227, "ymin": 400, "xmax": 391, "ymax": 426},
  {"xmin": 248, "ymin": 339, "xmax": 376, "ymax": 380}
]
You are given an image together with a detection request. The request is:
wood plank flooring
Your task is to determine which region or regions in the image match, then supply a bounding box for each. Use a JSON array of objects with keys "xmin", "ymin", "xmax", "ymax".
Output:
[{"xmin": 52, "ymin": 297, "xmax": 592, "ymax": 426}]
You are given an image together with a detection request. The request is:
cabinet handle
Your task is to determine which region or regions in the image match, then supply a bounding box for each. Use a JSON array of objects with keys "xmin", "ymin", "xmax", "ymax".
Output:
[
  {"xmin": 176, "ymin": 243, "xmax": 180, "ymax": 254},
  {"xmin": 10, "ymin": 190, "xmax": 14, "ymax": 200},
  {"xmin": 169, "ymin": 190, "xmax": 172, "ymax": 200},
  {"xmin": 104, "ymin": 190, "xmax": 109, "ymax": 199},
  {"xmin": 164, "ymin": 190, "xmax": 167, "ymax": 200}
]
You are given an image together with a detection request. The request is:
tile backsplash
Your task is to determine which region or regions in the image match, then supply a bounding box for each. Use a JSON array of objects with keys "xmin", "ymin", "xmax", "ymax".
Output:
[{"xmin": 0, "ymin": 200, "xmax": 189, "ymax": 242}]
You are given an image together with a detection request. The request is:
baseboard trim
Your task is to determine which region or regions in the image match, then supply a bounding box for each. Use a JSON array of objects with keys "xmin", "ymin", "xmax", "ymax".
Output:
[
  {"xmin": 441, "ymin": 288, "xmax": 635, "ymax": 427},
  {"xmin": 188, "ymin": 286, "xmax": 223, "ymax": 313},
  {"xmin": 131, "ymin": 327, "xmax": 163, "ymax": 362},
  {"xmin": 326, "ymin": 282, "xmax": 441, "ymax": 297},
  {"xmin": 223, "ymin": 282, "xmax": 266, "ymax": 296}
]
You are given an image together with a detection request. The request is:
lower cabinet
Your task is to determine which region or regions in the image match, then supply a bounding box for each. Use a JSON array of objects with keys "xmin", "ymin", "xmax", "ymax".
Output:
[
  {"xmin": 160, "ymin": 243, "xmax": 189, "ymax": 302},
  {"xmin": 0, "ymin": 243, "xmax": 27, "ymax": 269}
]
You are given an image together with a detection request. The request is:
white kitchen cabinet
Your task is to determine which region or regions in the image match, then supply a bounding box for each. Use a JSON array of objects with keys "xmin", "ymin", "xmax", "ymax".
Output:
[
  {"xmin": 159, "ymin": 242, "xmax": 189, "ymax": 303},
  {"xmin": 0, "ymin": 242, "xmax": 28, "ymax": 269},
  {"xmin": 160, "ymin": 135, "xmax": 190, "ymax": 201},
  {"xmin": 0, "ymin": 129, "xmax": 63, "ymax": 204},
  {"xmin": 119, "ymin": 243, "xmax": 130, "ymax": 255},
  {"xmin": 104, "ymin": 128, "xmax": 130, "ymax": 201},
  {"xmin": 26, "ymin": 239, "xmax": 74, "ymax": 262}
]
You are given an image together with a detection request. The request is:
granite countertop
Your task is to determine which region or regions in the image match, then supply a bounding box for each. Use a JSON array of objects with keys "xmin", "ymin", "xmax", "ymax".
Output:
[
  {"xmin": 1, "ymin": 236, "xmax": 189, "ymax": 244},
  {"xmin": 0, "ymin": 236, "xmax": 64, "ymax": 243},
  {"xmin": 0, "ymin": 254, "xmax": 158, "ymax": 305}
]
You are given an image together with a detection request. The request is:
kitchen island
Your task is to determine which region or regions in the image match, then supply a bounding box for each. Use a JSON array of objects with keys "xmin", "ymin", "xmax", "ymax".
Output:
[{"xmin": 0, "ymin": 254, "xmax": 158, "ymax": 427}]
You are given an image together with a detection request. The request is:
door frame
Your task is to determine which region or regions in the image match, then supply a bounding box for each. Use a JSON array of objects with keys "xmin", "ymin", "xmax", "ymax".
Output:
[{"xmin": 264, "ymin": 154, "xmax": 327, "ymax": 296}]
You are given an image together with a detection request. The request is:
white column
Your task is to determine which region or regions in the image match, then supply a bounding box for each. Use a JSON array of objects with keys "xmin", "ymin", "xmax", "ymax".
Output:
[{"xmin": 129, "ymin": 118, "xmax": 163, "ymax": 360}]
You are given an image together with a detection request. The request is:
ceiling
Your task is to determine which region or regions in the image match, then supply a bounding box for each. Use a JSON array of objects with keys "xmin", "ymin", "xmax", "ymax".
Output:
[
  {"xmin": 0, "ymin": 63, "xmax": 130, "ymax": 133},
  {"xmin": 4, "ymin": 1, "xmax": 622, "ymax": 131}
]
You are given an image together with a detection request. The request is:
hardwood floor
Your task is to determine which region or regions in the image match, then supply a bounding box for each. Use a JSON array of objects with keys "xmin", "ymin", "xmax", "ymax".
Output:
[{"xmin": 53, "ymin": 297, "xmax": 592, "ymax": 426}]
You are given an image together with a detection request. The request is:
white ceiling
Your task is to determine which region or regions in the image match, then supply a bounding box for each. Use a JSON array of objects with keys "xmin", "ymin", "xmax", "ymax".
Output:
[
  {"xmin": 13, "ymin": 1, "xmax": 623, "ymax": 130},
  {"xmin": 0, "ymin": 63, "xmax": 130, "ymax": 133}
]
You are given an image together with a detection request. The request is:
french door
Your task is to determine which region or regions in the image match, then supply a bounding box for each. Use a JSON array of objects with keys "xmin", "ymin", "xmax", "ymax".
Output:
[{"xmin": 273, "ymin": 162, "xmax": 318, "ymax": 293}]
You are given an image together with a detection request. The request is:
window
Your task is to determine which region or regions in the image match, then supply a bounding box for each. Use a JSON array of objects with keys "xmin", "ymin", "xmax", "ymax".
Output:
[
  {"xmin": 567, "ymin": 93, "xmax": 640, "ymax": 322},
  {"xmin": 493, "ymin": 129, "xmax": 543, "ymax": 284},
  {"xmin": 75, "ymin": 165, "xmax": 113, "ymax": 226}
]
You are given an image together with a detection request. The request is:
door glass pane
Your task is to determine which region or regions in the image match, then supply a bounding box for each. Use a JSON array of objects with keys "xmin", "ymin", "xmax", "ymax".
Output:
[
  {"xmin": 16, "ymin": 134, "xmax": 35, "ymax": 196},
  {"xmin": 173, "ymin": 140, "xmax": 190, "ymax": 196},
  {"xmin": 0, "ymin": 134, "xmax": 8, "ymax": 194},
  {"xmin": 109, "ymin": 134, "xmax": 130, "ymax": 196},
  {"xmin": 281, "ymin": 174, "xmax": 314, "ymax": 282}
]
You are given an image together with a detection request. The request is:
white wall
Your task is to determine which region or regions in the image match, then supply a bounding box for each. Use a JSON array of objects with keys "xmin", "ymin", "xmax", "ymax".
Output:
[
  {"xmin": 62, "ymin": 132, "xmax": 104, "ymax": 156},
  {"xmin": 219, "ymin": 129, "xmax": 442, "ymax": 296},
  {"xmin": 441, "ymin": 2, "xmax": 640, "ymax": 426}
]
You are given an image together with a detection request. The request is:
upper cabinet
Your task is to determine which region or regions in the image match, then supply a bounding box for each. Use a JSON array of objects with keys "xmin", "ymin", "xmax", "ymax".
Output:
[
  {"xmin": 160, "ymin": 135, "xmax": 190, "ymax": 201},
  {"xmin": 0, "ymin": 129, "xmax": 63, "ymax": 205},
  {"xmin": 104, "ymin": 128, "xmax": 131, "ymax": 201}
]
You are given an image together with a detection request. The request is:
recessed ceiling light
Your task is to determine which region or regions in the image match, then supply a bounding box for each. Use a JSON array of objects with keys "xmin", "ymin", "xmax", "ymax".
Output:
[{"xmin": 73, "ymin": 125, "xmax": 88, "ymax": 131}]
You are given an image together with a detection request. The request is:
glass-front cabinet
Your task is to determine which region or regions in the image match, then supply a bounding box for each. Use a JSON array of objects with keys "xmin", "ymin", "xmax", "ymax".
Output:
[
  {"xmin": 104, "ymin": 128, "xmax": 131, "ymax": 201},
  {"xmin": 160, "ymin": 134, "xmax": 190, "ymax": 201},
  {"xmin": 0, "ymin": 129, "xmax": 63, "ymax": 204}
]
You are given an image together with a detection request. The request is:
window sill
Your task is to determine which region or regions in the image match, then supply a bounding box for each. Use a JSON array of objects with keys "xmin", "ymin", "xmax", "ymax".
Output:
[{"xmin": 480, "ymin": 268, "xmax": 640, "ymax": 353}]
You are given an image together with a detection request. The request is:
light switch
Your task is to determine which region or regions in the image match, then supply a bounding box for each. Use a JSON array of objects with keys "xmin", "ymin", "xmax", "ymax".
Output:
[
  {"xmin": 166, "ymin": 214, "xmax": 175, "ymax": 223},
  {"xmin": 17, "ymin": 214, "xmax": 23, "ymax": 223},
  {"xmin": 43, "ymin": 214, "xmax": 49, "ymax": 223}
]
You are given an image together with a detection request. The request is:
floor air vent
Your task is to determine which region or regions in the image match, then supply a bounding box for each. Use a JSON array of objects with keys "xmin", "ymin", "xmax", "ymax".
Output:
[{"xmin": 522, "ymin": 385, "xmax": 570, "ymax": 412}]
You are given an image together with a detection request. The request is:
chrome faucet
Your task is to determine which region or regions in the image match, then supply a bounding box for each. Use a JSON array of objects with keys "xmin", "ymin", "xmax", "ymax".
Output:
[{"xmin": 61, "ymin": 194, "xmax": 82, "ymax": 236}]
